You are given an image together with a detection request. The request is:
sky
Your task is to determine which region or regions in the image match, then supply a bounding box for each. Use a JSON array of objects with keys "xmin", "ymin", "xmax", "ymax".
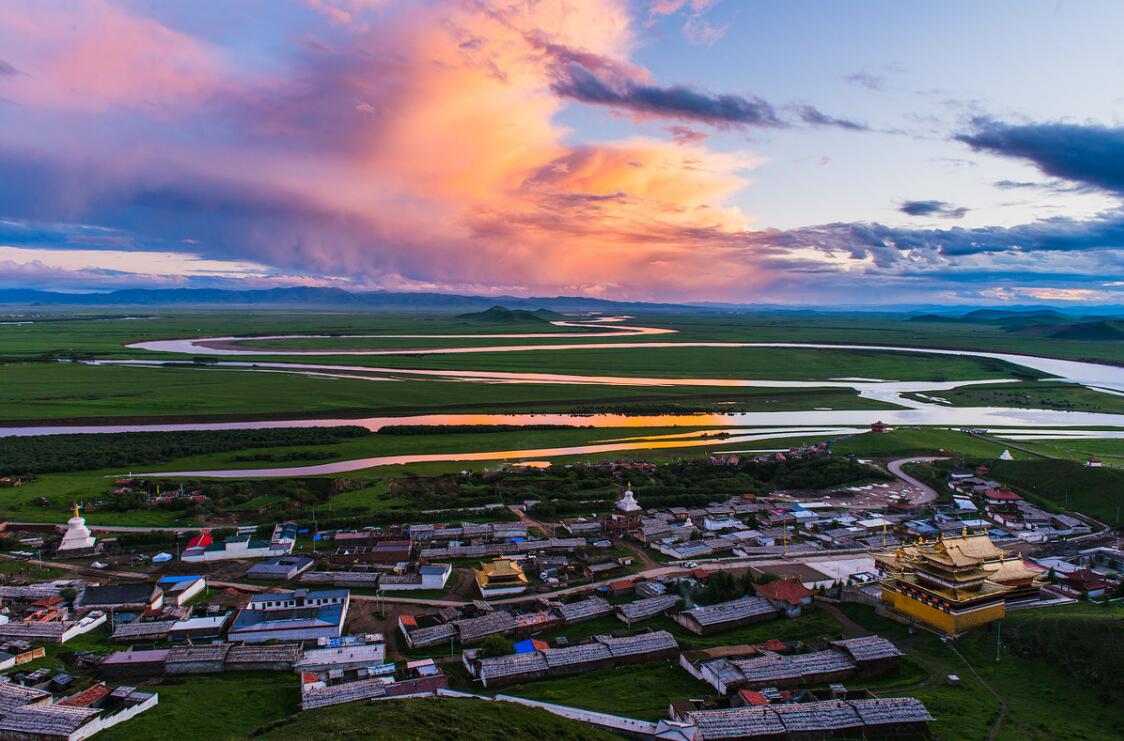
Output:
[{"xmin": 1, "ymin": 0, "xmax": 1123, "ymax": 306}]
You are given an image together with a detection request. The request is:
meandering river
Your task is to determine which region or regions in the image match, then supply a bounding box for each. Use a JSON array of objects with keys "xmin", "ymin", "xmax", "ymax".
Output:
[{"xmin": 3, "ymin": 317, "xmax": 1121, "ymax": 475}]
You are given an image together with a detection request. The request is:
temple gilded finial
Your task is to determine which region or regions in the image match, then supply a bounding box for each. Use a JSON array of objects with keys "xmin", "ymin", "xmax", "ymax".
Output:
[{"xmin": 72, "ymin": 502, "xmax": 79, "ymax": 519}]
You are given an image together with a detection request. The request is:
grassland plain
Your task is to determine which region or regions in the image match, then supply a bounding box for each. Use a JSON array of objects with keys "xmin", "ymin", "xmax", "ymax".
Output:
[
  {"xmin": 903, "ymin": 380, "xmax": 1124, "ymax": 414},
  {"xmin": 240, "ymin": 344, "xmax": 1039, "ymax": 382},
  {"xmin": 4, "ymin": 425, "xmax": 1121, "ymax": 527},
  {"xmin": 0, "ymin": 362, "xmax": 897, "ymax": 423},
  {"xmin": 3, "ymin": 310, "xmax": 1122, "ymax": 361}
]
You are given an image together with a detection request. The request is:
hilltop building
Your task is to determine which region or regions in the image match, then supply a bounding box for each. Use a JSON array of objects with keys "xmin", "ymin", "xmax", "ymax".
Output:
[{"xmin": 876, "ymin": 532, "xmax": 1011, "ymax": 634}]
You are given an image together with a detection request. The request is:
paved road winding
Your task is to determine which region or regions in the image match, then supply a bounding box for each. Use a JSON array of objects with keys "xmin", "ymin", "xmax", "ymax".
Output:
[{"xmin": 886, "ymin": 456, "xmax": 947, "ymax": 506}]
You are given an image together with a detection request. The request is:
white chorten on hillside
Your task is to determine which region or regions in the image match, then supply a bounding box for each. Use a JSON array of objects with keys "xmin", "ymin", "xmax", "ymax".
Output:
[
  {"xmin": 616, "ymin": 483, "xmax": 642, "ymax": 513},
  {"xmin": 57, "ymin": 503, "xmax": 96, "ymax": 553}
]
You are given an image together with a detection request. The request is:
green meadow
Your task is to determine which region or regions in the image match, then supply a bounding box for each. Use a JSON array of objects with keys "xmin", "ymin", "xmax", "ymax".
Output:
[{"xmin": 0, "ymin": 362, "xmax": 896, "ymax": 423}]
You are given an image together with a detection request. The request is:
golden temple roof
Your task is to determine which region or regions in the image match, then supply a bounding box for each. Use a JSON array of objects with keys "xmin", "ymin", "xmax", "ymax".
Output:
[
  {"xmin": 982, "ymin": 557, "xmax": 1045, "ymax": 585},
  {"xmin": 474, "ymin": 558, "xmax": 528, "ymax": 589}
]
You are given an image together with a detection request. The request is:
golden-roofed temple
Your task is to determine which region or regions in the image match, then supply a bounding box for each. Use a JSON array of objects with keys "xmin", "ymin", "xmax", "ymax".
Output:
[
  {"xmin": 474, "ymin": 557, "xmax": 529, "ymax": 598},
  {"xmin": 875, "ymin": 530, "xmax": 1024, "ymax": 635}
]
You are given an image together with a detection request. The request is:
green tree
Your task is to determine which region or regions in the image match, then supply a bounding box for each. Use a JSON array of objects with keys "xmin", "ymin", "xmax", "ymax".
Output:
[{"xmin": 477, "ymin": 634, "xmax": 515, "ymax": 658}]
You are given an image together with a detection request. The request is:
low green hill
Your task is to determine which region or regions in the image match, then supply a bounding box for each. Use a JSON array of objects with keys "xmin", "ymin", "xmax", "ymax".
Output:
[
  {"xmin": 1047, "ymin": 319, "xmax": 1124, "ymax": 341},
  {"xmin": 251, "ymin": 697, "xmax": 616, "ymax": 740},
  {"xmin": 456, "ymin": 305, "xmax": 562, "ymax": 323}
]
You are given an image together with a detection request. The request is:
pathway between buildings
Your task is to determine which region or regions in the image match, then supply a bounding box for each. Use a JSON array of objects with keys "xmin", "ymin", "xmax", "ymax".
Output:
[{"xmin": 886, "ymin": 456, "xmax": 946, "ymax": 506}]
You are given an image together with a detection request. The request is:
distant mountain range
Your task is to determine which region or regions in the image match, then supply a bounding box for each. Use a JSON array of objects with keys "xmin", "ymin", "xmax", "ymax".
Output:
[
  {"xmin": 909, "ymin": 308, "xmax": 1124, "ymax": 341},
  {"xmin": 0, "ymin": 287, "xmax": 690, "ymax": 313},
  {"xmin": 0, "ymin": 287, "xmax": 1122, "ymax": 319}
]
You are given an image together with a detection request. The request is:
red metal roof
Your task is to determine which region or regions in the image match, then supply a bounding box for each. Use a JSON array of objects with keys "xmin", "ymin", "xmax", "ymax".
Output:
[
  {"xmin": 59, "ymin": 683, "xmax": 111, "ymax": 708},
  {"xmin": 756, "ymin": 577, "xmax": 814, "ymax": 606},
  {"xmin": 186, "ymin": 529, "xmax": 213, "ymax": 549},
  {"xmin": 738, "ymin": 689, "xmax": 769, "ymax": 706},
  {"xmin": 985, "ymin": 486, "xmax": 1022, "ymax": 501}
]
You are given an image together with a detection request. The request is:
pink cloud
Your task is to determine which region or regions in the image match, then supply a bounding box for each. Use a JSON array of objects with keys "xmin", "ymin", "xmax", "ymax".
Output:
[{"xmin": 0, "ymin": 0, "xmax": 783, "ymax": 301}]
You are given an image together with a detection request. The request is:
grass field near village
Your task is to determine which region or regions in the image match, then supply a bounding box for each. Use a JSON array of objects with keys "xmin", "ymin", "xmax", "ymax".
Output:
[
  {"xmin": 836, "ymin": 602, "xmax": 1124, "ymax": 741},
  {"xmin": 250, "ymin": 696, "xmax": 615, "ymax": 740},
  {"xmin": 99, "ymin": 673, "xmax": 301, "ymax": 741},
  {"xmin": 833, "ymin": 428, "xmax": 1025, "ymax": 459}
]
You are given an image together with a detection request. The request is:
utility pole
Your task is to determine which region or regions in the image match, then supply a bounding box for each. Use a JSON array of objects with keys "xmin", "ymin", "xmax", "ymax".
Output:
[{"xmin": 995, "ymin": 621, "xmax": 1002, "ymax": 663}]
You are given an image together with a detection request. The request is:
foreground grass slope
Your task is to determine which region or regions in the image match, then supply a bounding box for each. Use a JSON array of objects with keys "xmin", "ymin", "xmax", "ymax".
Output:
[{"xmin": 250, "ymin": 697, "xmax": 615, "ymax": 740}]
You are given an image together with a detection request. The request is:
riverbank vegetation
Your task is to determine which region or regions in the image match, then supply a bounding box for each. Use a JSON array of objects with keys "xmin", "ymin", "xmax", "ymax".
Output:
[
  {"xmin": 903, "ymin": 380, "xmax": 1124, "ymax": 414},
  {"xmin": 0, "ymin": 427, "xmax": 368, "ymax": 475}
]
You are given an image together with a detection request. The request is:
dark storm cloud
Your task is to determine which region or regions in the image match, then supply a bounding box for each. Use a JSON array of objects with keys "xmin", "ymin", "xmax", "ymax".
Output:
[
  {"xmin": 957, "ymin": 119, "xmax": 1124, "ymax": 195},
  {"xmin": 792, "ymin": 104, "xmax": 869, "ymax": 131},
  {"xmin": 899, "ymin": 200, "xmax": 969, "ymax": 219},
  {"xmin": 549, "ymin": 60, "xmax": 784, "ymax": 127}
]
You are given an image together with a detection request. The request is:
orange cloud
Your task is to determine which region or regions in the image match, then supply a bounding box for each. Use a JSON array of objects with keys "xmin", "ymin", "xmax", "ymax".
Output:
[{"xmin": 0, "ymin": 0, "xmax": 772, "ymax": 300}]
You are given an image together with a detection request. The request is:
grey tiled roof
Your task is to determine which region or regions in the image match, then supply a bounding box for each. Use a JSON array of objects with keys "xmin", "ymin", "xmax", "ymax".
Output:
[{"xmin": 680, "ymin": 596, "xmax": 776, "ymax": 627}]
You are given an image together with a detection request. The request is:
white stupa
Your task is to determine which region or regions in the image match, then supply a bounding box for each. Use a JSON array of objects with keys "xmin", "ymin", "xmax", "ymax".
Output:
[
  {"xmin": 57, "ymin": 503, "xmax": 96, "ymax": 553},
  {"xmin": 616, "ymin": 483, "xmax": 642, "ymax": 513},
  {"xmin": 999, "ymin": 450, "xmax": 1014, "ymax": 461}
]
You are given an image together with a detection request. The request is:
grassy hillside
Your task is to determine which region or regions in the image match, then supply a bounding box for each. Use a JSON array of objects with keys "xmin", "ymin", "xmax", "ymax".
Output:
[
  {"xmin": 250, "ymin": 697, "xmax": 615, "ymax": 740},
  {"xmin": 838, "ymin": 602, "xmax": 1124, "ymax": 741},
  {"xmin": 989, "ymin": 459, "xmax": 1124, "ymax": 524},
  {"xmin": 456, "ymin": 306, "xmax": 561, "ymax": 323}
]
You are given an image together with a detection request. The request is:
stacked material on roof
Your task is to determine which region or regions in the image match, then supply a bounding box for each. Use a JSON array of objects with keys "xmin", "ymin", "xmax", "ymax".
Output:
[
  {"xmin": 851, "ymin": 696, "xmax": 934, "ymax": 726},
  {"xmin": 299, "ymin": 571, "xmax": 381, "ymax": 588},
  {"xmin": 301, "ymin": 676, "xmax": 389, "ymax": 710},
  {"xmin": 769, "ymin": 700, "xmax": 862, "ymax": 732},
  {"xmin": 226, "ymin": 644, "xmax": 302, "ymax": 670},
  {"xmin": 473, "ymin": 631, "xmax": 678, "ymax": 688},
  {"xmin": 598, "ymin": 630, "xmax": 678, "ymax": 659},
  {"xmin": 0, "ymin": 682, "xmax": 51, "ymax": 716},
  {"xmin": 0, "ymin": 586, "xmax": 61, "ymax": 601},
  {"xmin": 616, "ymin": 594, "xmax": 680, "ymax": 623},
  {"xmin": 542, "ymin": 642, "xmax": 612, "ymax": 670},
  {"xmin": 112, "ymin": 620, "xmax": 176, "ymax": 642},
  {"xmin": 830, "ymin": 635, "xmax": 903, "ymax": 663},
  {"xmin": 687, "ymin": 706, "xmax": 786, "ymax": 739},
  {"xmin": 453, "ymin": 611, "xmax": 517, "ymax": 643},
  {"xmin": 553, "ymin": 596, "xmax": 613, "ymax": 624},
  {"xmin": 419, "ymin": 538, "xmax": 587, "ymax": 560},
  {"xmin": 0, "ymin": 703, "xmax": 99, "ymax": 737},
  {"xmin": 702, "ymin": 650, "xmax": 855, "ymax": 693},
  {"xmin": 478, "ymin": 651, "xmax": 550, "ymax": 683},
  {"xmin": 402, "ymin": 622, "xmax": 456, "ymax": 649},
  {"xmin": 686, "ymin": 697, "xmax": 932, "ymax": 739},
  {"xmin": 677, "ymin": 596, "xmax": 777, "ymax": 631}
]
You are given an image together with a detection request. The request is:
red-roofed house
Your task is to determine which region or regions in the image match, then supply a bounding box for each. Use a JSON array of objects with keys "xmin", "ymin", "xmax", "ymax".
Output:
[
  {"xmin": 756, "ymin": 577, "xmax": 814, "ymax": 618},
  {"xmin": 186, "ymin": 530, "xmax": 212, "ymax": 549},
  {"xmin": 734, "ymin": 689, "xmax": 769, "ymax": 707},
  {"xmin": 985, "ymin": 486, "xmax": 1023, "ymax": 508},
  {"xmin": 59, "ymin": 683, "xmax": 112, "ymax": 708},
  {"xmin": 1057, "ymin": 569, "xmax": 1112, "ymax": 599}
]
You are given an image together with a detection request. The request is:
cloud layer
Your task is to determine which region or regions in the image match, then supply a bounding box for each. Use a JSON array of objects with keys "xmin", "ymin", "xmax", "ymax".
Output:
[{"xmin": 0, "ymin": 1, "xmax": 1119, "ymax": 305}]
